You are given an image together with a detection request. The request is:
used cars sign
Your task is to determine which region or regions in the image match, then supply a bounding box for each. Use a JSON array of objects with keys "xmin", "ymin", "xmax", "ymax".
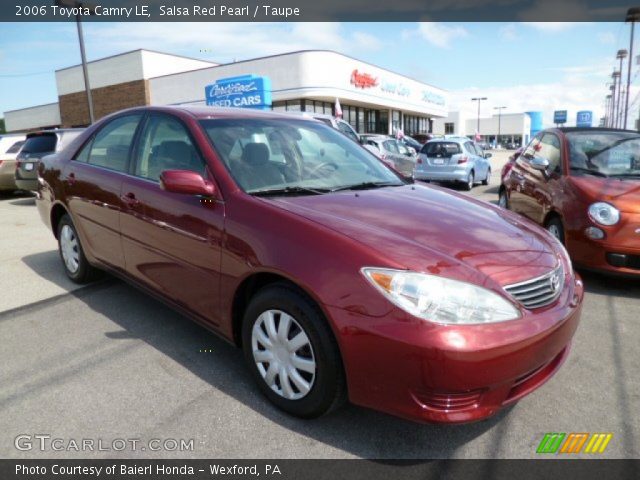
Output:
[{"xmin": 205, "ymin": 75, "xmax": 272, "ymax": 110}]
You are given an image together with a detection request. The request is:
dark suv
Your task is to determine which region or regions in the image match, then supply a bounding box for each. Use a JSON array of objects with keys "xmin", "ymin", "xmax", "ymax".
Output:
[{"xmin": 16, "ymin": 129, "xmax": 83, "ymax": 191}]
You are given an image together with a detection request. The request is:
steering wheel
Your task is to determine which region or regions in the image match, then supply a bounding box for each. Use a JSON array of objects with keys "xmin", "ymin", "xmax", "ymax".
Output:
[{"xmin": 308, "ymin": 161, "xmax": 339, "ymax": 178}]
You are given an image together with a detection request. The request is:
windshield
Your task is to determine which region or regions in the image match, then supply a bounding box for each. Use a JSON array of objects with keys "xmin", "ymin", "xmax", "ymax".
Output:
[
  {"xmin": 22, "ymin": 134, "xmax": 57, "ymax": 154},
  {"xmin": 199, "ymin": 118, "xmax": 404, "ymax": 194},
  {"xmin": 566, "ymin": 131, "xmax": 640, "ymax": 178}
]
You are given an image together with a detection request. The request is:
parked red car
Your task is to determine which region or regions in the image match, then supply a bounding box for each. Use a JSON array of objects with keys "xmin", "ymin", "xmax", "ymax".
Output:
[
  {"xmin": 501, "ymin": 128, "xmax": 640, "ymax": 276},
  {"xmin": 36, "ymin": 106, "xmax": 583, "ymax": 423}
]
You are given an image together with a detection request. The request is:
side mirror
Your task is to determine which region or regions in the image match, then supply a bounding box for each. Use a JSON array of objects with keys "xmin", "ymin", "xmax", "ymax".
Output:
[
  {"xmin": 160, "ymin": 170, "xmax": 216, "ymax": 196},
  {"xmin": 529, "ymin": 156, "xmax": 549, "ymax": 172},
  {"xmin": 484, "ymin": 152, "xmax": 492, "ymax": 158}
]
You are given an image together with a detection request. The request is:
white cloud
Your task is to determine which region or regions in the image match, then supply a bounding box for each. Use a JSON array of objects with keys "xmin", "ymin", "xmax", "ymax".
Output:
[
  {"xmin": 402, "ymin": 22, "xmax": 469, "ymax": 49},
  {"xmin": 499, "ymin": 24, "xmax": 518, "ymax": 41},
  {"xmin": 597, "ymin": 32, "xmax": 616, "ymax": 45},
  {"xmin": 522, "ymin": 22, "xmax": 582, "ymax": 32},
  {"xmin": 85, "ymin": 22, "xmax": 381, "ymax": 63},
  {"xmin": 449, "ymin": 59, "xmax": 614, "ymax": 127}
]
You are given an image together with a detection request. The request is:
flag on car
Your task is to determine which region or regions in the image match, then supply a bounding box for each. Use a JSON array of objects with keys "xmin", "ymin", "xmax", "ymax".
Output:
[{"xmin": 335, "ymin": 98, "xmax": 342, "ymax": 118}]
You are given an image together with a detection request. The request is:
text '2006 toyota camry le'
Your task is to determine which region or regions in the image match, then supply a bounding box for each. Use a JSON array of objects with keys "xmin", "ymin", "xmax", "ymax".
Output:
[{"xmin": 36, "ymin": 106, "xmax": 583, "ymax": 423}]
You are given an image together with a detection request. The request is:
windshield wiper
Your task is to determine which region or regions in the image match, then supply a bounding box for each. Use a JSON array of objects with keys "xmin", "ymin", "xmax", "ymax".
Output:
[
  {"xmin": 570, "ymin": 167, "xmax": 608, "ymax": 177},
  {"xmin": 609, "ymin": 173, "xmax": 640, "ymax": 179},
  {"xmin": 330, "ymin": 181, "xmax": 403, "ymax": 192},
  {"xmin": 249, "ymin": 186, "xmax": 330, "ymax": 197}
]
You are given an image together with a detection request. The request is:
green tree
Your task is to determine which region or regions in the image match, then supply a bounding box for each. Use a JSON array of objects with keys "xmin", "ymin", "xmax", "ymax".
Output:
[{"xmin": 0, "ymin": 118, "xmax": 5, "ymax": 134}]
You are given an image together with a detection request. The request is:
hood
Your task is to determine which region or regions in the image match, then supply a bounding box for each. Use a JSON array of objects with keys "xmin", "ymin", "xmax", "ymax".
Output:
[
  {"xmin": 270, "ymin": 184, "xmax": 559, "ymax": 286},
  {"xmin": 569, "ymin": 176, "xmax": 640, "ymax": 214}
]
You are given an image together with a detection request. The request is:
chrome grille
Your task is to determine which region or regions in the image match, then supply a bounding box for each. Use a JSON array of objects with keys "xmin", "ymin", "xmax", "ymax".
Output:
[{"xmin": 503, "ymin": 265, "xmax": 564, "ymax": 310}]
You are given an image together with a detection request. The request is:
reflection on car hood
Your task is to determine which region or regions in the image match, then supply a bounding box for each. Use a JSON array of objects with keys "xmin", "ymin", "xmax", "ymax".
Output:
[
  {"xmin": 270, "ymin": 184, "xmax": 558, "ymax": 286},
  {"xmin": 570, "ymin": 176, "xmax": 640, "ymax": 213}
]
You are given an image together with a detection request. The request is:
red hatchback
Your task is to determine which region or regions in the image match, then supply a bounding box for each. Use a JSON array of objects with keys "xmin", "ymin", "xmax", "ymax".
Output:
[
  {"xmin": 36, "ymin": 106, "xmax": 583, "ymax": 423},
  {"xmin": 500, "ymin": 128, "xmax": 640, "ymax": 277}
]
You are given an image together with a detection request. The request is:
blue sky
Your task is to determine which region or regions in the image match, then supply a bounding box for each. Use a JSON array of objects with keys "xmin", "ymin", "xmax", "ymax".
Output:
[{"xmin": 0, "ymin": 22, "xmax": 636, "ymax": 126}]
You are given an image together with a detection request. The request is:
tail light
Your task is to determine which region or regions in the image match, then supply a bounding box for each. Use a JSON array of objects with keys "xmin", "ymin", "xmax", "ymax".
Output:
[
  {"xmin": 417, "ymin": 157, "xmax": 423, "ymax": 164},
  {"xmin": 457, "ymin": 156, "xmax": 468, "ymax": 164},
  {"xmin": 15, "ymin": 161, "xmax": 21, "ymax": 170}
]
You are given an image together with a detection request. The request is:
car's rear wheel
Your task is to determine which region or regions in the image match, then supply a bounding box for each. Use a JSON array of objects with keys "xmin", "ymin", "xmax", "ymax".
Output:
[
  {"xmin": 546, "ymin": 217, "xmax": 565, "ymax": 244},
  {"xmin": 482, "ymin": 168, "xmax": 491, "ymax": 186},
  {"xmin": 242, "ymin": 284, "xmax": 346, "ymax": 418},
  {"xmin": 57, "ymin": 214, "xmax": 100, "ymax": 283},
  {"xmin": 464, "ymin": 171, "xmax": 474, "ymax": 191}
]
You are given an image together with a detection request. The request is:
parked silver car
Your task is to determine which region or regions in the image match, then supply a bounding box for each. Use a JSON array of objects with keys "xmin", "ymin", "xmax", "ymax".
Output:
[
  {"xmin": 361, "ymin": 135, "xmax": 417, "ymax": 178},
  {"xmin": 414, "ymin": 138, "xmax": 492, "ymax": 190}
]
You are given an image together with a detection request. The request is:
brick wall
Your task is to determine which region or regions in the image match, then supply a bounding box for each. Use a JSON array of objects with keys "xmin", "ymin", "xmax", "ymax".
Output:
[{"xmin": 59, "ymin": 79, "xmax": 150, "ymax": 127}]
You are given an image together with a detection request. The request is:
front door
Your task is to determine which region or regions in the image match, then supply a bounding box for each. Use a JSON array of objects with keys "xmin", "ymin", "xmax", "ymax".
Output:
[{"xmin": 120, "ymin": 113, "xmax": 224, "ymax": 327}]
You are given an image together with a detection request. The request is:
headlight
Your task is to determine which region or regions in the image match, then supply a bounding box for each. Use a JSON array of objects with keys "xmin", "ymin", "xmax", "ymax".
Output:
[
  {"xmin": 361, "ymin": 268, "xmax": 521, "ymax": 325},
  {"xmin": 588, "ymin": 202, "xmax": 620, "ymax": 226}
]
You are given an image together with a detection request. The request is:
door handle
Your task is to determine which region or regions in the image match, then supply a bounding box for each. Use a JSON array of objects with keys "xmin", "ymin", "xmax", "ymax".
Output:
[
  {"xmin": 66, "ymin": 172, "xmax": 76, "ymax": 185},
  {"xmin": 121, "ymin": 192, "xmax": 140, "ymax": 207}
]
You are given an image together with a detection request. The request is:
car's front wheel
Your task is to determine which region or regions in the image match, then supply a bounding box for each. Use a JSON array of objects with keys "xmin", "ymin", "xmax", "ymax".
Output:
[
  {"xmin": 57, "ymin": 214, "xmax": 100, "ymax": 283},
  {"xmin": 546, "ymin": 216, "xmax": 565, "ymax": 244},
  {"xmin": 498, "ymin": 188, "xmax": 509, "ymax": 209},
  {"xmin": 242, "ymin": 284, "xmax": 346, "ymax": 418},
  {"xmin": 482, "ymin": 168, "xmax": 491, "ymax": 186}
]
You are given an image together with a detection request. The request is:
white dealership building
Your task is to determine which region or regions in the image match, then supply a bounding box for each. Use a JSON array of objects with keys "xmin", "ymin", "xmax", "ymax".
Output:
[{"xmin": 3, "ymin": 49, "xmax": 449, "ymax": 136}]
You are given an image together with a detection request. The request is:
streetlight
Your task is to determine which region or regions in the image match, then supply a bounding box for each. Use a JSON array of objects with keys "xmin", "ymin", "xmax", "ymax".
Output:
[
  {"xmin": 624, "ymin": 7, "xmax": 640, "ymax": 129},
  {"xmin": 56, "ymin": 0, "xmax": 96, "ymax": 124},
  {"xmin": 616, "ymin": 49, "xmax": 628, "ymax": 128},
  {"xmin": 494, "ymin": 106, "xmax": 506, "ymax": 148},
  {"xmin": 471, "ymin": 97, "xmax": 487, "ymax": 138},
  {"xmin": 612, "ymin": 70, "xmax": 621, "ymax": 128},
  {"xmin": 609, "ymin": 84, "xmax": 616, "ymax": 127},
  {"xmin": 605, "ymin": 94, "xmax": 612, "ymax": 127}
]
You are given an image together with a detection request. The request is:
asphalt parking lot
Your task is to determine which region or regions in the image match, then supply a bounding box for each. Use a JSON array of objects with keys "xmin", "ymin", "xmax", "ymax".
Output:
[{"xmin": 1, "ymin": 150, "xmax": 638, "ymax": 459}]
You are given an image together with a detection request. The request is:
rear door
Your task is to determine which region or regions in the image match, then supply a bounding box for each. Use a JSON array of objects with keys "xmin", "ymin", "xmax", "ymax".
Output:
[
  {"xmin": 63, "ymin": 113, "xmax": 143, "ymax": 271},
  {"xmin": 120, "ymin": 112, "xmax": 224, "ymax": 327}
]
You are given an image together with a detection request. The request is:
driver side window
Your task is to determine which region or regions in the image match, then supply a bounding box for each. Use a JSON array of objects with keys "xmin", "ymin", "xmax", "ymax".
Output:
[
  {"xmin": 134, "ymin": 114, "xmax": 206, "ymax": 182},
  {"xmin": 539, "ymin": 134, "xmax": 562, "ymax": 174}
]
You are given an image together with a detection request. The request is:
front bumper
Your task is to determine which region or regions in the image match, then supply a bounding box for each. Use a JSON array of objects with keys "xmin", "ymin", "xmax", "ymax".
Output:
[
  {"xmin": 326, "ymin": 274, "xmax": 583, "ymax": 423},
  {"xmin": 567, "ymin": 214, "xmax": 640, "ymax": 277}
]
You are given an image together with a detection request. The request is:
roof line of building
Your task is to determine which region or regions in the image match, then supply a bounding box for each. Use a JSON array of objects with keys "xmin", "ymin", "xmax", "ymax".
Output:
[
  {"xmin": 148, "ymin": 49, "xmax": 447, "ymax": 92},
  {"xmin": 3, "ymin": 102, "xmax": 59, "ymax": 114},
  {"xmin": 55, "ymin": 48, "xmax": 218, "ymax": 73}
]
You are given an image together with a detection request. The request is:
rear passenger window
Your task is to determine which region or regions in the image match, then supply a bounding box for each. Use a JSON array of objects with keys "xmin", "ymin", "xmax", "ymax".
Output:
[
  {"xmin": 76, "ymin": 114, "xmax": 141, "ymax": 172},
  {"xmin": 134, "ymin": 114, "xmax": 206, "ymax": 182}
]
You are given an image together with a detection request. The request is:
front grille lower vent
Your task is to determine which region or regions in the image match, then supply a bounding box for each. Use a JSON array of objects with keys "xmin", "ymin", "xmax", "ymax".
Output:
[{"xmin": 504, "ymin": 265, "xmax": 564, "ymax": 309}]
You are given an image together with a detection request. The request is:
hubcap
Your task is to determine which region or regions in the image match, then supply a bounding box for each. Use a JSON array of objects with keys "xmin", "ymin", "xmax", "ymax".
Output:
[
  {"xmin": 251, "ymin": 310, "xmax": 316, "ymax": 400},
  {"xmin": 548, "ymin": 224, "xmax": 561, "ymax": 240},
  {"xmin": 60, "ymin": 224, "xmax": 80, "ymax": 274}
]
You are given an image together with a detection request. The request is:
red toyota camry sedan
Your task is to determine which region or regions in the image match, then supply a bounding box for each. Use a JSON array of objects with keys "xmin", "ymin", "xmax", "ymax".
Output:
[{"xmin": 36, "ymin": 106, "xmax": 583, "ymax": 423}]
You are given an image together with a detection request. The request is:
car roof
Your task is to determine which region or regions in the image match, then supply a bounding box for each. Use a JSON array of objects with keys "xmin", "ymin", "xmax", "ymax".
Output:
[
  {"xmin": 123, "ymin": 105, "xmax": 323, "ymax": 121},
  {"xmin": 553, "ymin": 127, "xmax": 640, "ymax": 134}
]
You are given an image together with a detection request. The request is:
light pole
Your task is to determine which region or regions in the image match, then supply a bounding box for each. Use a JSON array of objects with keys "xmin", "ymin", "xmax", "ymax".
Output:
[
  {"xmin": 605, "ymin": 94, "xmax": 612, "ymax": 127},
  {"xmin": 616, "ymin": 49, "xmax": 628, "ymax": 128},
  {"xmin": 624, "ymin": 8, "xmax": 640, "ymax": 129},
  {"xmin": 612, "ymin": 70, "xmax": 621, "ymax": 128},
  {"xmin": 609, "ymin": 84, "xmax": 616, "ymax": 127},
  {"xmin": 494, "ymin": 106, "xmax": 506, "ymax": 148},
  {"xmin": 56, "ymin": 0, "xmax": 95, "ymax": 124},
  {"xmin": 471, "ymin": 97, "xmax": 487, "ymax": 138}
]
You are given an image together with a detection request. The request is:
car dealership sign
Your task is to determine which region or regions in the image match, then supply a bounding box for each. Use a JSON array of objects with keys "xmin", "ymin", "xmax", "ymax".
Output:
[
  {"xmin": 576, "ymin": 111, "xmax": 593, "ymax": 128},
  {"xmin": 205, "ymin": 75, "xmax": 272, "ymax": 109},
  {"xmin": 553, "ymin": 110, "xmax": 568, "ymax": 124}
]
